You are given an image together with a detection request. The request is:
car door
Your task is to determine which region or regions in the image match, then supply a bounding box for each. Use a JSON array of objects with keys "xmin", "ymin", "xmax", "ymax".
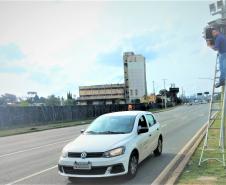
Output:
[
  {"xmin": 136, "ymin": 115, "xmax": 150, "ymax": 161},
  {"xmin": 145, "ymin": 114, "xmax": 160, "ymax": 152}
]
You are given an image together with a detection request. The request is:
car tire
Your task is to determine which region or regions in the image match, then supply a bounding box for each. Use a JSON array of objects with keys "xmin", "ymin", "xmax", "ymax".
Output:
[
  {"xmin": 154, "ymin": 138, "xmax": 162, "ymax": 156},
  {"xmin": 126, "ymin": 152, "xmax": 138, "ymax": 179}
]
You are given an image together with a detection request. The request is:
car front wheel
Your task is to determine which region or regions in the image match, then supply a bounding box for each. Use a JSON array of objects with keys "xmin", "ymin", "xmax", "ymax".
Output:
[
  {"xmin": 126, "ymin": 152, "xmax": 138, "ymax": 179},
  {"xmin": 154, "ymin": 138, "xmax": 162, "ymax": 156}
]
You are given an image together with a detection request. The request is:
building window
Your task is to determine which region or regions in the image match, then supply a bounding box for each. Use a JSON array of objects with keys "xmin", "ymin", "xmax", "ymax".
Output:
[
  {"xmin": 130, "ymin": 89, "xmax": 133, "ymax": 96},
  {"xmin": 135, "ymin": 89, "xmax": 138, "ymax": 96}
]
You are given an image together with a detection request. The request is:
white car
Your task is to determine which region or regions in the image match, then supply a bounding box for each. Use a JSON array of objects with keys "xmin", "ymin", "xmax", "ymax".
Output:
[{"xmin": 58, "ymin": 111, "xmax": 163, "ymax": 181}]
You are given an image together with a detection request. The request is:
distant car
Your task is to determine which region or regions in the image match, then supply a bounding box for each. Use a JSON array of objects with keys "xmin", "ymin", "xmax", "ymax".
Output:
[{"xmin": 58, "ymin": 111, "xmax": 163, "ymax": 180}]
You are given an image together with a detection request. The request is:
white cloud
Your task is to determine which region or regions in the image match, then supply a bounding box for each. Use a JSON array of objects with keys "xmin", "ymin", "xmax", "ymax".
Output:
[{"xmin": 0, "ymin": 1, "xmax": 219, "ymax": 98}]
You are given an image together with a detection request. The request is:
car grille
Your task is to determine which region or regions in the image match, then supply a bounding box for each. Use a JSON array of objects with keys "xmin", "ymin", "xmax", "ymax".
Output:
[
  {"xmin": 58, "ymin": 164, "xmax": 125, "ymax": 175},
  {"xmin": 62, "ymin": 166, "xmax": 107, "ymax": 175},
  {"xmin": 68, "ymin": 152, "xmax": 104, "ymax": 158}
]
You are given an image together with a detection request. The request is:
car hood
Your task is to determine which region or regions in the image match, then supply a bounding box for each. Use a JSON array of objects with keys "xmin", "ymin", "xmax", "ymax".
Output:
[{"xmin": 65, "ymin": 133, "xmax": 133, "ymax": 152}]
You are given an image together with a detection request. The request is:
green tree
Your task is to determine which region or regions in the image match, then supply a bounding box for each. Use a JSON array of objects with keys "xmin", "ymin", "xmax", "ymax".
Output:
[
  {"xmin": 0, "ymin": 93, "xmax": 17, "ymax": 105},
  {"xmin": 159, "ymin": 89, "xmax": 169, "ymax": 97},
  {"xmin": 45, "ymin": 95, "xmax": 61, "ymax": 106},
  {"xmin": 64, "ymin": 92, "xmax": 75, "ymax": 106},
  {"xmin": 67, "ymin": 92, "xmax": 73, "ymax": 100},
  {"xmin": 19, "ymin": 100, "xmax": 29, "ymax": 107}
]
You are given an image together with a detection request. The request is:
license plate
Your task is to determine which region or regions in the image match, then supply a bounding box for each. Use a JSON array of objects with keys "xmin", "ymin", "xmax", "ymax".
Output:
[{"xmin": 73, "ymin": 162, "xmax": 91, "ymax": 170}]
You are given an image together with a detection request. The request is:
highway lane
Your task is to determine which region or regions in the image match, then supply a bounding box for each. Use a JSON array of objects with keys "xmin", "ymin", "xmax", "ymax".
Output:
[{"xmin": 0, "ymin": 104, "xmax": 209, "ymax": 185}]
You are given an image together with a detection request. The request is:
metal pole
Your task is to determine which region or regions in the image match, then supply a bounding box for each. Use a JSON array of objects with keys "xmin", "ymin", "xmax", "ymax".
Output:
[
  {"xmin": 223, "ymin": 83, "xmax": 226, "ymax": 148},
  {"xmin": 162, "ymin": 79, "xmax": 167, "ymax": 109},
  {"xmin": 152, "ymin": 81, "xmax": 155, "ymax": 95},
  {"xmin": 222, "ymin": 0, "xmax": 226, "ymax": 18}
]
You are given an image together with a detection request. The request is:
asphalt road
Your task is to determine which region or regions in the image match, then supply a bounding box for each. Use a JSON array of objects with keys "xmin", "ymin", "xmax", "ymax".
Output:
[{"xmin": 0, "ymin": 104, "xmax": 209, "ymax": 185}]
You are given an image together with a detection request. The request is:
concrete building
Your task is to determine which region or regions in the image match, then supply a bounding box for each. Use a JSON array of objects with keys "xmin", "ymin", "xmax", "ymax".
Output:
[
  {"xmin": 77, "ymin": 84, "xmax": 126, "ymax": 105},
  {"xmin": 77, "ymin": 52, "xmax": 147, "ymax": 105},
  {"xmin": 123, "ymin": 52, "xmax": 147, "ymax": 103}
]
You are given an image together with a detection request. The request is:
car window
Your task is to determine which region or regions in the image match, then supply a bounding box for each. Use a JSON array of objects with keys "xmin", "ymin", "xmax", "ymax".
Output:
[
  {"xmin": 85, "ymin": 115, "xmax": 136, "ymax": 134},
  {"xmin": 138, "ymin": 115, "xmax": 148, "ymax": 128},
  {"xmin": 146, "ymin": 114, "xmax": 156, "ymax": 127}
]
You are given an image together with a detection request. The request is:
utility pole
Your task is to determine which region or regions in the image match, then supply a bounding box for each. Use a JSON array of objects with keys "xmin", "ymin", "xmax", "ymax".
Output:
[
  {"xmin": 152, "ymin": 81, "xmax": 155, "ymax": 95},
  {"xmin": 181, "ymin": 87, "xmax": 184, "ymax": 101},
  {"xmin": 162, "ymin": 79, "xmax": 167, "ymax": 109},
  {"xmin": 162, "ymin": 79, "xmax": 167, "ymax": 89}
]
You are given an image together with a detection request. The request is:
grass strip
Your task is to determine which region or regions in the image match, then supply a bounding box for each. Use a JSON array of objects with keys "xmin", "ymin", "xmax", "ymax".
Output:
[{"xmin": 177, "ymin": 119, "xmax": 226, "ymax": 185}]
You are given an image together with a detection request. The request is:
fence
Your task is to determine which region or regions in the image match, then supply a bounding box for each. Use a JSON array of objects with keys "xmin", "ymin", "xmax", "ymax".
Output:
[{"xmin": 0, "ymin": 103, "xmax": 160, "ymax": 129}]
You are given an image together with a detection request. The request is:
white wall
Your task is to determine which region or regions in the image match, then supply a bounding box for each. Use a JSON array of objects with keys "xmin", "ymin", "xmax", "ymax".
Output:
[{"xmin": 127, "ymin": 60, "xmax": 147, "ymax": 100}]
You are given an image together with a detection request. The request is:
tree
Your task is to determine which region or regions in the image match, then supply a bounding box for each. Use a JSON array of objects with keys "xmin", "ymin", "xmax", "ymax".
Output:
[
  {"xmin": 19, "ymin": 100, "xmax": 29, "ymax": 107},
  {"xmin": 45, "ymin": 95, "xmax": 61, "ymax": 106},
  {"xmin": 33, "ymin": 95, "xmax": 40, "ymax": 103},
  {"xmin": 64, "ymin": 92, "xmax": 75, "ymax": 106},
  {"xmin": 159, "ymin": 89, "xmax": 169, "ymax": 97},
  {"xmin": 67, "ymin": 92, "xmax": 73, "ymax": 100},
  {"xmin": 39, "ymin": 97, "xmax": 47, "ymax": 104},
  {"xmin": 0, "ymin": 93, "xmax": 17, "ymax": 105}
]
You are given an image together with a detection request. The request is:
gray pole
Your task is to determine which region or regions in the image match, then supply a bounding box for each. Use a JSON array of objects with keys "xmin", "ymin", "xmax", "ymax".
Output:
[
  {"xmin": 162, "ymin": 79, "xmax": 167, "ymax": 109},
  {"xmin": 152, "ymin": 81, "xmax": 155, "ymax": 95},
  {"xmin": 222, "ymin": 0, "xmax": 226, "ymax": 18}
]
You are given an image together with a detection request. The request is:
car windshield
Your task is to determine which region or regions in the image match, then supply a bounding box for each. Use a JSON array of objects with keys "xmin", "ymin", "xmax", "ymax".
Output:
[{"xmin": 85, "ymin": 115, "xmax": 136, "ymax": 134}]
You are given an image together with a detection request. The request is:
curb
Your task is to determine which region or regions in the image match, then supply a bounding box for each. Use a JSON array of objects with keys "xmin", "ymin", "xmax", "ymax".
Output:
[
  {"xmin": 151, "ymin": 121, "xmax": 209, "ymax": 185},
  {"xmin": 166, "ymin": 124, "xmax": 207, "ymax": 184}
]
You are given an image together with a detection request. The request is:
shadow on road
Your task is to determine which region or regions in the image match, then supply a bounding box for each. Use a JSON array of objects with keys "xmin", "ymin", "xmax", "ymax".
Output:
[{"xmin": 66, "ymin": 153, "xmax": 176, "ymax": 185}]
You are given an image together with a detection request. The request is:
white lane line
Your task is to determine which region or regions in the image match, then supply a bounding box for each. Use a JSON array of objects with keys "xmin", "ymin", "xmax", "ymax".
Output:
[
  {"xmin": 5, "ymin": 165, "xmax": 57, "ymax": 185},
  {"xmin": 161, "ymin": 125, "xmax": 167, "ymax": 128},
  {"xmin": 0, "ymin": 139, "xmax": 73, "ymax": 158}
]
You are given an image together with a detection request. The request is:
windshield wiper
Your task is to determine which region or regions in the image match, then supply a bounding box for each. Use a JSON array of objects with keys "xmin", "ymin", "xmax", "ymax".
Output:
[
  {"xmin": 98, "ymin": 131, "xmax": 127, "ymax": 134},
  {"xmin": 85, "ymin": 131, "xmax": 99, "ymax": 134}
]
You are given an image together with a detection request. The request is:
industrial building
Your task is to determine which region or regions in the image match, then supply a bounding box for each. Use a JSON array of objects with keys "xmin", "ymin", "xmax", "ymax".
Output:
[
  {"xmin": 77, "ymin": 52, "xmax": 147, "ymax": 105},
  {"xmin": 77, "ymin": 84, "xmax": 125, "ymax": 105}
]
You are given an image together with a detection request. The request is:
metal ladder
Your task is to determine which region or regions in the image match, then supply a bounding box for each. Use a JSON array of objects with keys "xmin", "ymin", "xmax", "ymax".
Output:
[{"xmin": 199, "ymin": 55, "xmax": 225, "ymax": 167}]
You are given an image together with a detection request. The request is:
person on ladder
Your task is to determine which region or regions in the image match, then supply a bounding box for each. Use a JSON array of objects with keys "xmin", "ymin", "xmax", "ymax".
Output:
[{"xmin": 207, "ymin": 27, "xmax": 226, "ymax": 88}]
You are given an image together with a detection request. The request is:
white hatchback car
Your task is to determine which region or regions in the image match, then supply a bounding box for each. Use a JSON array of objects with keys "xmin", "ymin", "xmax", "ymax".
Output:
[{"xmin": 58, "ymin": 111, "xmax": 163, "ymax": 180}]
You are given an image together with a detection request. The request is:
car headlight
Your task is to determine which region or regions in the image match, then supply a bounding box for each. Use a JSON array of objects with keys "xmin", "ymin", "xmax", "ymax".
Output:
[
  {"xmin": 103, "ymin": 146, "xmax": 125, "ymax": 158},
  {"xmin": 61, "ymin": 150, "xmax": 68, "ymax": 158}
]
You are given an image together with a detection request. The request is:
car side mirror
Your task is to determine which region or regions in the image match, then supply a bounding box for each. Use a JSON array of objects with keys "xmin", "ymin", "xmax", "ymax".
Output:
[
  {"xmin": 138, "ymin": 126, "xmax": 148, "ymax": 135},
  {"xmin": 81, "ymin": 129, "xmax": 85, "ymax": 133},
  {"xmin": 154, "ymin": 119, "xmax": 157, "ymax": 124}
]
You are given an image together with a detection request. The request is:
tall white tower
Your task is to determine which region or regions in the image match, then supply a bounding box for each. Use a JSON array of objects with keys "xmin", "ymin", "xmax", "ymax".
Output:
[{"xmin": 123, "ymin": 52, "xmax": 147, "ymax": 103}]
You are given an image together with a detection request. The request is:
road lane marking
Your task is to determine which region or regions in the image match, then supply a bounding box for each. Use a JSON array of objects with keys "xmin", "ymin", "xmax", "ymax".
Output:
[
  {"xmin": 0, "ymin": 139, "xmax": 73, "ymax": 158},
  {"xmin": 5, "ymin": 165, "xmax": 57, "ymax": 185},
  {"xmin": 161, "ymin": 125, "xmax": 167, "ymax": 128}
]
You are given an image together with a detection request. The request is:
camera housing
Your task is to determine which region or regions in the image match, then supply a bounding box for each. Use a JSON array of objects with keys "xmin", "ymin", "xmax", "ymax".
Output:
[{"xmin": 204, "ymin": 27, "xmax": 215, "ymax": 45}]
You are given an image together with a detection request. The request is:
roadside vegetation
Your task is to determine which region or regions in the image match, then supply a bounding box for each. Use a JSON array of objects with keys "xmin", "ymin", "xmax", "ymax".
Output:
[{"xmin": 177, "ymin": 118, "xmax": 226, "ymax": 185}]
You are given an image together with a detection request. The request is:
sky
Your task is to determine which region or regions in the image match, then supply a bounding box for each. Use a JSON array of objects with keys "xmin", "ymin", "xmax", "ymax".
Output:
[{"xmin": 0, "ymin": 0, "xmax": 220, "ymax": 98}]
